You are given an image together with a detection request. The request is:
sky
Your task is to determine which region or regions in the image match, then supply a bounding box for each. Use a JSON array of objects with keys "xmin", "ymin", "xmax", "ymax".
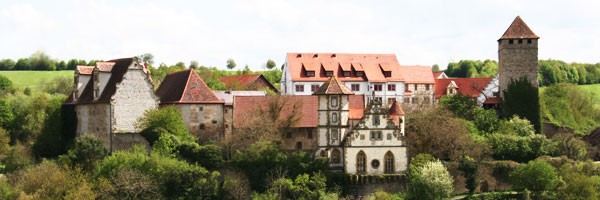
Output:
[{"xmin": 1, "ymin": 0, "xmax": 599, "ymax": 70}]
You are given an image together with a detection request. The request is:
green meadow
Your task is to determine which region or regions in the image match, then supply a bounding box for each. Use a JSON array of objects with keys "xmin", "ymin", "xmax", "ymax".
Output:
[{"xmin": 0, "ymin": 71, "xmax": 73, "ymax": 91}]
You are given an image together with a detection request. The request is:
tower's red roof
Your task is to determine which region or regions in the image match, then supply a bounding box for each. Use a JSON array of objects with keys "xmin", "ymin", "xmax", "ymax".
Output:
[
  {"xmin": 156, "ymin": 69, "xmax": 223, "ymax": 104},
  {"xmin": 500, "ymin": 16, "xmax": 539, "ymax": 39},
  {"xmin": 312, "ymin": 76, "xmax": 354, "ymax": 95}
]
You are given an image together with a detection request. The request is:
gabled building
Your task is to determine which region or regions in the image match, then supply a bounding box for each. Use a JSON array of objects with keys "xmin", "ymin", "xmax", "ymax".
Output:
[
  {"xmin": 433, "ymin": 77, "xmax": 500, "ymax": 106},
  {"xmin": 282, "ymin": 53, "xmax": 433, "ymax": 106},
  {"xmin": 156, "ymin": 69, "xmax": 225, "ymax": 142},
  {"xmin": 220, "ymin": 74, "xmax": 279, "ymax": 93},
  {"xmin": 65, "ymin": 57, "xmax": 159, "ymax": 151},
  {"xmin": 397, "ymin": 66, "xmax": 435, "ymax": 105}
]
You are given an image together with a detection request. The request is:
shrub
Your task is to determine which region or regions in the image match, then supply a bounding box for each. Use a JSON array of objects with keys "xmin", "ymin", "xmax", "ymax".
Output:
[
  {"xmin": 61, "ymin": 135, "xmax": 107, "ymax": 171},
  {"xmin": 407, "ymin": 160, "xmax": 454, "ymax": 200},
  {"xmin": 13, "ymin": 161, "xmax": 95, "ymax": 200},
  {"xmin": 177, "ymin": 142, "xmax": 224, "ymax": 170},
  {"xmin": 136, "ymin": 106, "xmax": 193, "ymax": 145},
  {"xmin": 509, "ymin": 160, "xmax": 558, "ymax": 193}
]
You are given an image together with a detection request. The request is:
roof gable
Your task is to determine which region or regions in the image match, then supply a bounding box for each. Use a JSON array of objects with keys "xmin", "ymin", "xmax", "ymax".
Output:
[
  {"xmin": 220, "ymin": 74, "xmax": 278, "ymax": 92},
  {"xmin": 156, "ymin": 69, "xmax": 223, "ymax": 104},
  {"xmin": 434, "ymin": 78, "xmax": 492, "ymax": 98},
  {"xmin": 312, "ymin": 76, "xmax": 354, "ymax": 95},
  {"xmin": 500, "ymin": 16, "xmax": 539, "ymax": 39}
]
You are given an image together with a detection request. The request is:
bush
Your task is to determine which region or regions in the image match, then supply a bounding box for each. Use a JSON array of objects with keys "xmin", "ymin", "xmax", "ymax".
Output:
[
  {"xmin": 177, "ymin": 142, "xmax": 224, "ymax": 170},
  {"xmin": 136, "ymin": 106, "xmax": 192, "ymax": 145},
  {"xmin": 502, "ymin": 77, "xmax": 541, "ymax": 133},
  {"xmin": 407, "ymin": 160, "xmax": 454, "ymax": 200},
  {"xmin": 61, "ymin": 135, "xmax": 107, "ymax": 171},
  {"xmin": 13, "ymin": 161, "xmax": 95, "ymax": 200},
  {"xmin": 509, "ymin": 160, "xmax": 558, "ymax": 193}
]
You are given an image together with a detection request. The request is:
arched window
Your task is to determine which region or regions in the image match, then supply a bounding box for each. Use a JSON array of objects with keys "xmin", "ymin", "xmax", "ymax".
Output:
[
  {"xmin": 331, "ymin": 149, "xmax": 341, "ymax": 164},
  {"xmin": 296, "ymin": 142, "xmax": 302, "ymax": 151},
  {"xmin": 357, "ymin": 151, "xmax": 366, "ymax": 174},
  {"xmin": 331, "ymin": 112, "xmax": 338, "ymax": 123},
  {"xmin": 319, "ymin": 150, "xmax": 326, "ymax": 157},
  {"xmin": 384, "ymin": 151, "xmax": 395, "ymax": 174}
]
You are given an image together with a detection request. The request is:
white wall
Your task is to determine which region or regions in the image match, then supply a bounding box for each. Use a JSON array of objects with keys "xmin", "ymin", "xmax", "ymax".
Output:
[
  {"xmin": 345, "ymin": 147, "xmax": 407, "ymax": 174},
  {"xmin": 112, "ymin": 64, "xmax": 159, "ymax": 133}
]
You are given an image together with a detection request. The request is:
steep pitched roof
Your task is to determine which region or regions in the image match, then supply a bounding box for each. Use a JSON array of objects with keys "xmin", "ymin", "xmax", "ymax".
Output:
[
  {"xmin": 220, "ymin": 74, "xmax": 278, "ymax": 92},
  {"xmin": 500, "ymin": 16, "xmax": 539, "ymax": 39},
  {"xmin": 434, "ymin": 78, "xmax": 492, "ymax": 99},
  {"xmin": 312, "ymin": 76, "xmax": 354, "ymax": 95},
  {"xmin": 286, "ymin": 53, "xmax": 405, "ymax": 82},
  {"xmin": 397, "ymin": 66, "xmax": 435, "ymax": 84},
  {"xmin": 156, "ymin": 69, "xmax": 223, "ymax": 104},
  {"xmin": 349, "ymin": 95, "xmax": 365, "ymax": 119},
  {"xmin": 73, "ymin": 58, "xmax": 135, "ymax": 104},
  {"xmin": 233, "ymin": 96, "xmax": 318, "ymax": 128},
  {"xmin": 389, "ymin": 101, "xmax": 405, "ymax": 116},
  {"xmin": 433, "ymin": 71, "xmax": 448, "ymax": 79}
]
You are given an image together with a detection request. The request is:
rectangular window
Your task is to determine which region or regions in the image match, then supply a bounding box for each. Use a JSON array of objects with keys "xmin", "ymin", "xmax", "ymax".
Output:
[
  {"xmin": 374, "ymin": 97, "xmax": 382, "ymax": 103},
  {"xmin": 306, "ymin": 71, "xmax": 315, "ymax": 77},
  {"xmin": 387, "ymin": 84, "xmax": 396, "ymax": 91},
  {"xmin": 325, "ymin": 71, "xmax": 333, "ymax": 77},
  {"xmin": 373, "ymin": 115, "xmax": 380, "ymax": 125},
  {"xmin": 307, "ymin": 129, "xmax": 313, "ymax": 139},
  {"xmin": 351, "ymin": 84, "xmax": 360, "ymax": 91},
  {"xmin": 426, "ymin": 84, "xmax": 430, "ymax": 91},
  {"xmin": 343, "ymin": 71, "xmax": 351, "ymax": 77},
  {"xmin": 331, "ymin": 129, "xmax": 338, "ymax": 140},
  {"xmin": 311, "ymin": 84, "xmax": 320, "ymax": 92},
  {"xmin": 331, "ymin": 113, "xmax": 338, "ymax": 123},
  {"xmin": 356, "ymin": 71, "xmax": 364, "ymax": 77},
  {"xmin": 295, "ymin": 84, "xmax": 304, "ymax": 92},
  {"xmin": 370, "ymin": 131, "xmax": 382, "ymax": 141},
  {"xmin": 374, "ymin": 84, "xmax": 382, "ymax": 91},
  {"xmin": 331, "ymin": 97, "xmax": 338, "ymax": 107}
]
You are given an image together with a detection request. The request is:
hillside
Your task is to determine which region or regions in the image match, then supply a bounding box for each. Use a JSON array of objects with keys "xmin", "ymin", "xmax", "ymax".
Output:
[{"xmin": 0, "ymin": 71, "xmax": 73, "ymax": 91}]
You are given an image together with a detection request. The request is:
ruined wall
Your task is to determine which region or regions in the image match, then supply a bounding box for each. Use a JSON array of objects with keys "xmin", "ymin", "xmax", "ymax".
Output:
[
  {"xmin": 111, "ymin": 132, "xmax": 150, "ymax": 152},
  {"xmin": 498, "ymin": 39, "xmax": 538, "ymax": 97},
  {"xmin": 282, "ymin": 128, "xmax": 317, "ymax": 151},
  {"xmin": 177, "ymin": 103, "xmax": 224, "ymax": 142},
  {"xmin": 112, "ymin": 67, "xmax": 159, "ymax": 133},
  {"xmin": 222, "ymin": 106, "xmax": 233, "ymax": 143}
]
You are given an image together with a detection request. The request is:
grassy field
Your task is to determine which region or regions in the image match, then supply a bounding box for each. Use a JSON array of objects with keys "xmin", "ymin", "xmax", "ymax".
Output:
[
  {"xmin": 540, "ymin": 83, "xmax": 600, "ymax": 109},
  {"xmin": 0, "ymin": 71, "xmax": 73, "ymax": 91}
]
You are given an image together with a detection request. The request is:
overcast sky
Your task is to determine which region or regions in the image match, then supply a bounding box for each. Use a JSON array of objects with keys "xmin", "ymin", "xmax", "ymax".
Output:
[{"xmin": 1, "ymin": 0, "xmax": 599, "ymax": 70}]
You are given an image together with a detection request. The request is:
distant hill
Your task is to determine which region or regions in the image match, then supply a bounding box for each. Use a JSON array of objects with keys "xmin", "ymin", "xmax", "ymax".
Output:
[{"xmin": 0, "ymin": 71, "xmax": 73, "ymax": 91}]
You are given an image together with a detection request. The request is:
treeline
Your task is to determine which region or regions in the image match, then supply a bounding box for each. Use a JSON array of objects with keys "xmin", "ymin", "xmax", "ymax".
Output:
[
  {"xmin": 442, "ymin": 59, "xmax": 600, "ymax": 86},
  {"xmin": 0, "ymin": 51, "xmax": 100, "ymax": 71}
]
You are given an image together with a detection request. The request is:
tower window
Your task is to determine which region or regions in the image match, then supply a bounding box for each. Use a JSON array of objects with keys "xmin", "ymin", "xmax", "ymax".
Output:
[
  {"xmin": 373, "ymin": 115, "xmax": 380, "ymax": 126},
  {"xmin": 331, "ymin": 129, "xmax": 339, "ymax": 140},
  {"xmin": 331, "ymin": 97, "xmax": 338, "ymax": 107},
  {"xmin": 527, "ymin": 39, "xmax": 532, "ymax": 44},
  {"xmin": 509, "ymin": 40, "xmax": 514, "ymax": 44},
  {"xmin": 387, "ymin": 84, "xmax": 396, "ymax": 91},
  {"xmin": 331, "ymin": 113, "xmax": 338, "ymax": 123},
  {"xmin": 374, "ymin": 84, "xmax": 382, "ymax": 91},
  {"xmin": 518, "ymin": 39, "xmax": 523, "ymax": 44}
]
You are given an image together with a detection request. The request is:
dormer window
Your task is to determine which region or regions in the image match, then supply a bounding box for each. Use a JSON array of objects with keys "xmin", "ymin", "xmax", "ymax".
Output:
[
  {"xmin": 306, "ymin": 71, "xmax": 315, "ymax": 77},
  {"xmin": 356, "ymin": 71, "xmax": 364, "ymax": 77},
  {"xmin": 325, "ymin": 71, "xmax": 333, "ymax": 77},
  {"xmin": 383, "ymin": 71, "xmax": 391, "ymax": 77},
  {"xmin": 343, "ymin": 71, "xmax": 351, "ymax": 77}
]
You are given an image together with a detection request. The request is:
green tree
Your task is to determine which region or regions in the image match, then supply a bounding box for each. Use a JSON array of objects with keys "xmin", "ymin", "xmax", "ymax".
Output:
[
  {"xmin": 66, "ymin": 59, "xmax": 79, "ymax": 70},
  {"xmin": 32, "ymin": 94, "xmax": 69, "ymax": 158},
  {"xmin": 407, "ymin": 160, "xmax": 454, "ymax": 200},
  {"xmin": 472, "ymin": 107, "xmax": 500, "ymax": 134},
  {"xmin": 177, "ymin": 142, "xmax": 224, "ymax": 170},
  {"xmin": 556, "ymin": 162, "xmax": 600, "ymax": 200},
  {"xmin": 0, "ymin": 99, "xmax": 14, "ymax": 129},
  {"xmin": 14, "ymin": 58, "xmax": 32, "ymax": 70},
  {"xmin": 264, "ymin": 173, "xmax": 327, "ymax": 200},
  {"xmin": 226, "ymin": 58, "xmax": 237, "ymax": 70},
  {"xmin": 439, "ymin": 93, "xmax": 478, "ymax": 120},
  {"xmin": 61, "ymin": 135, "xmax": 107, "ymax": 171},
  {"xmin": 551, "ymin": 133, "xmax": 588, "ymax": 160},
  {"xmin": 502, "ymin": 77, "xmax": 541, "ymax": 133},
  {"xmin": 266, "ymin": 59, "xmax": 276, "ymax": 70},
  {"xmin": 30, "ymin": 50, "xmax": 56, "ymax": 70},
  {"xmin": 0, "ymin": 74, "xmax": 13, "ymax": 93},
  {"xmin": 510, "ymin": 160, "xmax": 558, "ymax": 194},
  {"xmin": 0, "ymin": 59, "xmax": 15, "ymax": 70},
  {"xmin": 15, "ymin": 161, "xmax": 96, "ymax": 199},
  {"xmin": 432, "ymin": 64, "xmax": 440, "ymax": 72},
  {"xmin": 138, "ymin": 53, "xmax": 154, "ymax": 65},
  {"xmin": 136, "ymin": 106, "xmax": 193, "ymax": 145},
  {"xmin": 56, "ymin": 60, "xmax": 67, "ymax": 70},
  {"xmin": 189, "ymin": 60, "xmax": 199, "ymax": 69},
  {"xmin": 541, "ymin": 83, "xmax": 599, "ymax": 135}
]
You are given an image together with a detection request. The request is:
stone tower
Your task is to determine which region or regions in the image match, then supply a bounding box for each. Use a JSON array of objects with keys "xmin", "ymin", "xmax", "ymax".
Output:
[
  {"xmin": 313, "ymin": 76, "xmax": 354, "ymax": 171},
  {"xmin": 498, "ymin": 16, "xmax": 539, "ymax": 98}
]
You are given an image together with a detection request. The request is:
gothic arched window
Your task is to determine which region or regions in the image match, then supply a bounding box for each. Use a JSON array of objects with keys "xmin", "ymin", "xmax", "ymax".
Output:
[
  {"xmin": 357, "ymin": 151, "xmax": 366, "ymax": 174},
  {"xmin": 331, "ymin": 149, "xmax": 341, "ymax": 164},
  {"xmin": 384, "ymin": 151, "xmax": 395, "ymax": 174}
]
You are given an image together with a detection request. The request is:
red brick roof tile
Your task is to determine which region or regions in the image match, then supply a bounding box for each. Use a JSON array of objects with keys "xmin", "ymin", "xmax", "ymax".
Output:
[
  {"xmin": 389, "ymin": 101, "xmax": 405, "ymax": 116},
  {"xmin": 349, "ymin": 95, "xmax": 365, "ymax": 119},
  {"xmin": 220, "ymin": 74, "xmax": 278, "ymax": 92},
  {"xmin": 434, "ymin": 78, "xmax": 492, "ymax": 99},
  {"xmin": 500, "ymin": 16, "xmax": 539, "ymax": 39},
  {"xmin": 76, "ymin": 66, "xmax": 94, "ymax": 75},
  {"xmin": 397, "ymin": 66, "xmax": 435, "ymax": 84},
  {"xmin": 157, "ymin": 69, "xmax": 223, "ymax": 104},
  {"xmin": 233, "ymin": 96, "xmax": 318, "ymax": 128}
]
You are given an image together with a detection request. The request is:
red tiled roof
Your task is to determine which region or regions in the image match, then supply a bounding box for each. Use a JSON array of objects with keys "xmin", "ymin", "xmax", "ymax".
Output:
[
  {"xmin": 157, "ymin": 69, "xmax": 223, "ymax": 104},
  {"xmin": 434, "ymin": 78, "xmax": 492, "ymax": 99},
  {"xmin": 286, "ymin": 53, "xmax": 404, "ymax": 82},
  {"xmin": 220, "ymin": 74, "xmax": 278, "ymax": 92},
  {"xmin": 77, "ymin": 66, "xmax": 94, "ymax": 75},
  {"xmin": 75, "ymin": 58, "xmax": 135, "ymax": 104},
  {"xmin": 233, "ymin": 96, "xmax": 318, "ymax": 128},
  {"xmin": 349, "ymin": 95, "xmax": 365, "ymax": 119},
  {"xmin": 397, "ymin": 66, "xmax": 435, "ymax": 84},
  {"xmin": 312, "ymin": 76, "xmax": 354, "ymax": 95},
  {"xmin": 500, "ymin": 16, "xmax": 539, "ymax": 39},
  {"xmin": 484, "ymin": 97, "xmax": 501, "ymax": 104},
  {"xmin": 389, "ymin": 101, "xmax": 405, "ymax": 116},
  {"xmin": 433, "ymin": 71, "xmax": 447, "ymax": 79},
  {"xmin": 96, "ymin": 62, "xmax": 115, "ymax": 72}
]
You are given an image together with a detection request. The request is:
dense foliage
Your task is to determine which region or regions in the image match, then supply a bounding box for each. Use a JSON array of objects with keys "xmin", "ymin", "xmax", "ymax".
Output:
[
  {"xmin": 541, "ymin": 83, "xmax": 600, "ymax": 135},
  {"xmin": 539, "ymin": 59, "xmax": 600, "ymax": 86},
  {"xmin": 137, "ymin": 106, "xmax": 193, "ymax": 145},
  {"xmin": 510, "ymin": 160, "xmax": 559, "ymax": 194},
  {"xmin": 502, "ymin": 77, "xmax": 541, "ymax": 132},
  {"xmin": 408, "ymin": 160, "xmax": 454, "ymax": 200},
  {"xmin": 445, "ymin": 60, "xmax": 498, "ymax": 78}
]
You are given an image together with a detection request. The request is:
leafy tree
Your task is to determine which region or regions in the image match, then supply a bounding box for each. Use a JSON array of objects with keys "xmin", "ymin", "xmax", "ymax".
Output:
[
  {"xmin": 66, "ymin": 59, "xmax": 79, "ymax": 70},
  {"xmin": 502, "ymin": 77, "xmax": 541, "ymax": 133},
  {"xmin": 556, "ymin": 162, "xmax": 600, "ymax": 200},
  {"xmin": 445, "ymin": 60, "xmax": 497, "ymax": 78},
  {"xmin": 407, "ymin": 107, "xmax": 487, "ymax": 160},
  {"xmin": 29, "ymin": 50, "xmax": 56, "ymax": 70},
  {"xmin": 0, "ymin": 59, "xmax": 15, "ymax": 70},
  {"xmin": 266, "ymin": 59, "xmax": 276, "ymax": 69},
  {"xmin": 152, "ymin": 133, "xmax": 180, "ymax": 157},
  {"xmin": 472, "ymin": 107, "xmax": 500, "ymax": 134},
  {"xmin": 510, "ymin": 160, "xmax": 558, "ymax": 194},
  {"xmin": 56, "ymin": 60, "xmax": 67, "ymax": 70},
  {"xmin": 14, "ymin": 58, "xmax": 32, "ymax": 70},
  {"xmin": 61, "ymin": 135, "xmax": 108, "ymax": 171},
  {"xmin": 551, "ymin": 133, "xmax": 588, "ymax": 160},
  {"xmin": 136, "ymin": 106, "xmax": 193, "ymax": 145},
  {"xmin": 487, "ymin": 133, "xmax": 552, "ymax": 162},
  {"xmin": 263, "ymin": 173, "xmax": 327, "ymax": 200},
  {"xmin": 0, "ymin": 128, "xmax": 10, "ymax": 157},
  {"xmin": 458, "ymin": 155, "xmax": 479, "ymax": 194},
  {"xmin": 0, "ymin": 100, "xmax": 14, "ymax": 128},
  {"xmin": 177, "ymin": 142, "xmax": 224, "ymax": 170},
  {"xmin": 32, "ymin": 94, "xmax": 69, "ymax": 158},
  {"xmin": 97, "ymin": 168, "xmax": 162, "ymax": 200},
  {"xmin": 138, "ymin": 53, "xmax": 154, "ymax": 65},
  {"xmin": 439, "ymin": 93, "xmax": 478, "ymax": 120},
  {"xmin": 226, "ymin": 58, "xmax": 237, "ymax": 70},
  {"xmin": 189, "ymin": 60, "xmax": 199, "ymax": 69},
  {"xmin": 432, "ymin": 64, "xmax": 440, "ymax": 72},
  {"xmin": 42, "ymin": 76, "xmax": 73, "ymax": 96},
  {"xmin": 14, "ymin": 161, "xmax": 96, "ymax": 199},
  {"xmin": 2, "ymin": 143, "xmax": 33, "ymax": 172},
  {"xmin": 0, "ymin": 74, "xmax": 12, "ymax": 93},
  {"xmin": 407, "ymin": 160, "xmax": 454, "ymax": 200}
]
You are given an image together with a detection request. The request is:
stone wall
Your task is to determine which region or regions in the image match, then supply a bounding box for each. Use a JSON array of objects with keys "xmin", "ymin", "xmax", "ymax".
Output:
[
  {"xmin": 76, "ymin": 104, "xmax": 111, "ymax": 149},
  {"xmin": 112, "ymin": 67, "xmax": 159, "ymax": 133},
  {"xmin": 111, "ymin": 132, "xmax": 150, "ymax": 152},
  {"xmin": 282, "ymin": 128, "xmax": 317, "ymax": 151},
  {"xmin": 177, "ymin": 103, "xmax": 224, "ymax": 142},
  {"xmin": 498, "ymin": 39, "xmax": 538, "ymax": 98}
]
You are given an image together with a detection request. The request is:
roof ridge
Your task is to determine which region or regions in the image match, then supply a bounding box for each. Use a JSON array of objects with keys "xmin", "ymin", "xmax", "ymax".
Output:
[
  {"xmin": 178, "ymin": 69, "xmax": 194, "ymax": 102},
  {"xmin": 500, "ymin": 16, "xmax": 539, "ymax": 39}
]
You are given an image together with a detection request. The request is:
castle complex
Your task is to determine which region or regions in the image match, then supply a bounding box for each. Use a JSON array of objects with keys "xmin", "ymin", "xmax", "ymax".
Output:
[{"xmin": 65, "ymin": 16, "xmax": 538, "ymax": 175}]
